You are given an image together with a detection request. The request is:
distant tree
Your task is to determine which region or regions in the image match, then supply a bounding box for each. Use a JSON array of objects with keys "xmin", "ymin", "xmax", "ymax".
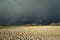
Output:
[{"xmin": 50, "ymin": 22, "xmax": 57, "ymax": 26}]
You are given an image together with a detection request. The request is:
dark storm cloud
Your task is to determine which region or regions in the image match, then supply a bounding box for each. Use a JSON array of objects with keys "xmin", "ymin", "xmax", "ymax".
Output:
[{"xmin": 0, "ymin": 0, "xmax": 60, "ymax": 25}]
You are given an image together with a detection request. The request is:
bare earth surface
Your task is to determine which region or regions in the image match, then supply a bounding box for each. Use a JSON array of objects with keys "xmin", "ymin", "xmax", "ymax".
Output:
[{"xmin": 0, "ymin": 26, "xmax": 60, "ymax": 40}]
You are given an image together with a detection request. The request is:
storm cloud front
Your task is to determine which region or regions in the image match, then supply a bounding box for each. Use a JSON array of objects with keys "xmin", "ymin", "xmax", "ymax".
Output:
[{"xmin": 0, "ymin": 0, "xmax": 60, "ymax": 25}]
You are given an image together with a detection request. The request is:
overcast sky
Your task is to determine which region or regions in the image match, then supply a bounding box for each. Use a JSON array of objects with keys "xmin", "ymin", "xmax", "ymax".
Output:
[{"xmin": 0, "ymin": 0, "xmax": 60, "ymax": 25}]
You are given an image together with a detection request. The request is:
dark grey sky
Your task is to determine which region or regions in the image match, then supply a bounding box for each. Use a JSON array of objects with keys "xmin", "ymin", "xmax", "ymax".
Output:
[{"xmin": 0, "ymin": 0, "xmax": 60, "ymax": 25}]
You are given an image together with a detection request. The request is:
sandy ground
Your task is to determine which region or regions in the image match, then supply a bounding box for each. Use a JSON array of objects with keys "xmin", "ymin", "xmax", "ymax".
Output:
[{"xmin": 0, "ymin": 26, "xmax": 60, "ymax": 40}]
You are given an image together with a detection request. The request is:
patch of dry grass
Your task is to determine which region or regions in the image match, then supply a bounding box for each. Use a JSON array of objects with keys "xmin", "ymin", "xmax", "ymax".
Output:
[{"xmin": 0, "ymin": 26, "xmax": 60, "ymax": 40}]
